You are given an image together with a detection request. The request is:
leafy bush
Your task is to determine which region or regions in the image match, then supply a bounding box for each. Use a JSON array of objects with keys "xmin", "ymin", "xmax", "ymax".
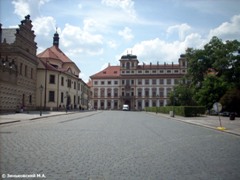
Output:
[{"xmin": 145, "ymin": 106, "xmax": 206, "ymax": 117}]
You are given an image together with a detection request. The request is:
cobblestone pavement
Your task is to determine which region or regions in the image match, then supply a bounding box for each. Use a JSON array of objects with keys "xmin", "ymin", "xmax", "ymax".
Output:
[{"xmin": 0, "ymin": 111, "xmax": 240, "ymax": 180}]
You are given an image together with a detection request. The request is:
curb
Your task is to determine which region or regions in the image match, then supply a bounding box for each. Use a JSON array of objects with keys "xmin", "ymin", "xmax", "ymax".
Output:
[
  {"xmin": 0, "ymin": 111, "xmax": 99, "ymax": 125},
  {"xmin": 0, "ymin": 120, "xmax": 21, "ymax": 125},
  {"xmin": 147, "ymin": 112, "xmax": 240, "ymax": 137},
  {"xmin": 30, "ymin": 111, "xmax": 77, "ymax": 120}
]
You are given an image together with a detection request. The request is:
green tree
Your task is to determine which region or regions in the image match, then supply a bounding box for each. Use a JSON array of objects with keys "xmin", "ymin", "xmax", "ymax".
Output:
[
  {"xmin": 168, "ymin": 83, "xmax": 196, "ymax": 106},
  {"xmin": 184, "ymin": 36, "xmax": 240, "ymax": 110},
  {"xmin": 194, "ymin": 75, "xmax": 228, "ymax": 110}
]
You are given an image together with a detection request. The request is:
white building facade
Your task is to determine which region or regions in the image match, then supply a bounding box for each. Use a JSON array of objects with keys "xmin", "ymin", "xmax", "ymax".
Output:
[
  {"xmin": 90, "ymin": 54, "xmax": 187, "ymax": 110},
  {"xmin": 36, "ymin": 32, "xmax": 90, "ymax": 111}
]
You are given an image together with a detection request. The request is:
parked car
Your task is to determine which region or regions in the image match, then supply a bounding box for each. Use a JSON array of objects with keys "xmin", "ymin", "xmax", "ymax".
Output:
[{"xmin": 122, "ymin": 104, "xmax": 129, "ymax": 111}]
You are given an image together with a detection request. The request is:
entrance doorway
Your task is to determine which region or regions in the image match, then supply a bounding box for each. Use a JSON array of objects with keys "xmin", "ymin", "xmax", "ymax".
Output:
[{"xmin": 124, "ymin": 100, "xmax": 131, "ymax": 110}]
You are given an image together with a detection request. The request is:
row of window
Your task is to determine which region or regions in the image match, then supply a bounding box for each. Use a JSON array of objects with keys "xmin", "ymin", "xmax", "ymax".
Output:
[
  {"xmin": 48, "ymin": 91, "xmax": 82, "ymax": 104},
  {"xmin": 93, "ymin": 99, "xmax": 165, "ymax": 109},
  {"xmin": 19, "ymin": 63, "xmax": 34, "ymax": 79},
  {"xmin": 93, "ymin": 87, "xmax": 172, "ymax": 98},
  {"xmin": 49, "ymin": 74, "xmax": 84, "ymax": 91},
  {"xmin": 121, "ymin": 69, "xmax": 185, "ymax": 74},
  {"xmin": 94, "ymin": 78, "xmax": 179, "ymax": 85}
]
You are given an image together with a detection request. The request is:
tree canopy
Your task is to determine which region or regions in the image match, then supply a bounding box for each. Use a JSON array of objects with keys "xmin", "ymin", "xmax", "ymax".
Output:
[{"xmin": 170, "ymin": 36, "xmax": 240, "ymax": 113}]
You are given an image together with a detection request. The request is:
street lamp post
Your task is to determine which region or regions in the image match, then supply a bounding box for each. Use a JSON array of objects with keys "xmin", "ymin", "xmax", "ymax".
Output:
[
  {"xmin": 173, "ymin": 89, "xmax": 175, "ymax": 117},
  {"xmin": 156, "ymin": 95, "xmax": 159, "ymax": 114},
  {"xmin": 66, "ymin": 91, "xmax": 69, "ymax": 113},
  {"xmin": 39, "ymin": 85, "xmax": 43, "ymax": 116}
]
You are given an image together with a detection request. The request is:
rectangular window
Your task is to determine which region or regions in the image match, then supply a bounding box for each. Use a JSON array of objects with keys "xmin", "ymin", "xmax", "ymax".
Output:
[
  {"xmin": 152, "ymin": 88, "xmax": 157, "ymax": 97},
  {"xmin": 101, "ymin": 81, "xmax": 105, "ymax": 85},
  {"xmin": 167, "ymin": 88, "xmax": 172, "ymax": 97},
  {"xmin": 61, "ymin": 92, "xmax": 64, "ymax": 103},
  {"xmin": 31, "ymin": 68, "xmax": 33, "ymax": 79},
  {"xmin": 145, "ymin": 79, "xmax": 149, "ymax": 85},
  {"xmin": 167, "ymin": 79, "xmax": 171, "ymax": 85},
  {"xmin": 160, "ymin": 79, "xmax": 164, "ymax": 84},
  {"xmin": 138, "ymin": 79, "xmax": 142, "ymax": 85},
  {"xmin": 25, "ymin": 65, "xmax": 28, "ymax": 77},
  {"xmin": 175, "ymin": 79, "xmax": 179, "ymax": 84},
  {"xmin": 145, "ymin": 89, "xmax": 149, "ymax": 97},
  {"xmin": 94, "ymin": 81, "xmax": 98, "ymax": 85},
  {"xmin": 29, "ymin": 95, "xmax": 32, "ymax": 104},
  {"xmin": 152, "ymin": 79, "xmax": 156, "ymax": 85},
  {"xmin": 159, "ymin": 88, "xmax": 164, "ymax": 97},
  {"xmin": 114, "ymin": 81, "xmax": 118, "ymax": 85},
  {"xmin": 74, "ymin": 81, "xmax": 76, "ymax": 89},
  {"xmin": 20, "ymin": 63, "xmax": 23, "ymax": 75},
  {"xmin": 108, "ymin": 81, "xmax": 111, "ymax": 85},
  {"xmin": 67, "ymin": 79, "xmax": 71, "ymax": 88},
  {"xmin": 61, "ymin": 77, "xmax": 64, "ymax": 86},
  {"xmin": 49, "ymin": 75, "xmax": 55, "ymax": 84},
  {"xmin": 49, "ymin": 91, "xmax": 55, "ymax": 102}
]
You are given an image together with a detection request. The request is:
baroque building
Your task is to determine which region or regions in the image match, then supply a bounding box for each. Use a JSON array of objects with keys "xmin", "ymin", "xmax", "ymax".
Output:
[
  {"xmin": 89, "ymin": 54, "xmax": 187, "ymax": 110},
  {"xmin": 36, "ymin": 31, "xmax": 90, "ymax": 111},
  {"xmin": 0, "ymin": 15, "xmax": 38, "ymax": 112}
]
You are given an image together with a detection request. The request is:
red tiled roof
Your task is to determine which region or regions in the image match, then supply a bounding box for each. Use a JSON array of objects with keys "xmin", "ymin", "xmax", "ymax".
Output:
[
  {"xmin": 37, "ymin": 45, "xmax": 72, "ymax": 63},
  {"xmin": 90, "ymin": 66, "xmax": 120, "ymax": 78}
]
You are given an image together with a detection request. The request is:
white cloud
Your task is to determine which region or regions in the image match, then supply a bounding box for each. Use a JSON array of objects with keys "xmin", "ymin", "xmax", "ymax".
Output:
[
  {"xmin": 101, "ymin": 62, "xmax": 109, "ymax": 70},
  {"xmin": 12, "ymin": 0, "xmax": 49, "ymax": 19},
  {"xmin": 208, "ymin": 14, "xmax": 240, "ymax": 40},
  {"xmin": 32, "ymin": 16, "xmax": 56, "ymax": 36},
  {"xmin": 101, "ymin": 0, "xmax": 136, "ymax": 19},
  {"xmin": 61, "ymin": 23, "xmax": 104, "ymax": 56},
  {"xmin": 167, "ymin": 23, "xmax": 192, "ymax": 41},
  {"xmin": 83, "ymin": 18, "xmax": 105, "ymax": 33},
  {"xmin": 118, "ymin": 27, "xmax": 134, "ymax": 41},
  {"xmin": 107, "ymin": 41, "xmax": 117, "ymax": 48},
  {"xmin": 78, "ymin": 3, "xmax": 82, "ymax": 9},
  {"xmin": 125, "ymin": 33, "xmax": 206, "ymax": 64}
]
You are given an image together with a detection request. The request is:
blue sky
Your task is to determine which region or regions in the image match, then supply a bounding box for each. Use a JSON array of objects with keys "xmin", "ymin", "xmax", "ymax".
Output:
[{"xmin": 1, "ymin": 0, "xmax": 240, "ymax": 82}]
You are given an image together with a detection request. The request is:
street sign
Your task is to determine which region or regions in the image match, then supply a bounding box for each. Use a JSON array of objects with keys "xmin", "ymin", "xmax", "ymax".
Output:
[{"xmin": 213, "ymin": 102, "xmax": 222, "ymax": 113}]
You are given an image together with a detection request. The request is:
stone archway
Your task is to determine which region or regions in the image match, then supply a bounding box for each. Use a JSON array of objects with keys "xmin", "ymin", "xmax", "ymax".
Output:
[{"xmin": 124, "ymin": 100, "xmax": 131, "ymax": 110}]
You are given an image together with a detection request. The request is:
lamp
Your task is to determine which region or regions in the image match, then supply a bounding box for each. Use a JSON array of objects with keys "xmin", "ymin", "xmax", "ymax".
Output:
[{"xmin": 39, "ymin": 85, "xmax": 44, "ymax": 116}]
